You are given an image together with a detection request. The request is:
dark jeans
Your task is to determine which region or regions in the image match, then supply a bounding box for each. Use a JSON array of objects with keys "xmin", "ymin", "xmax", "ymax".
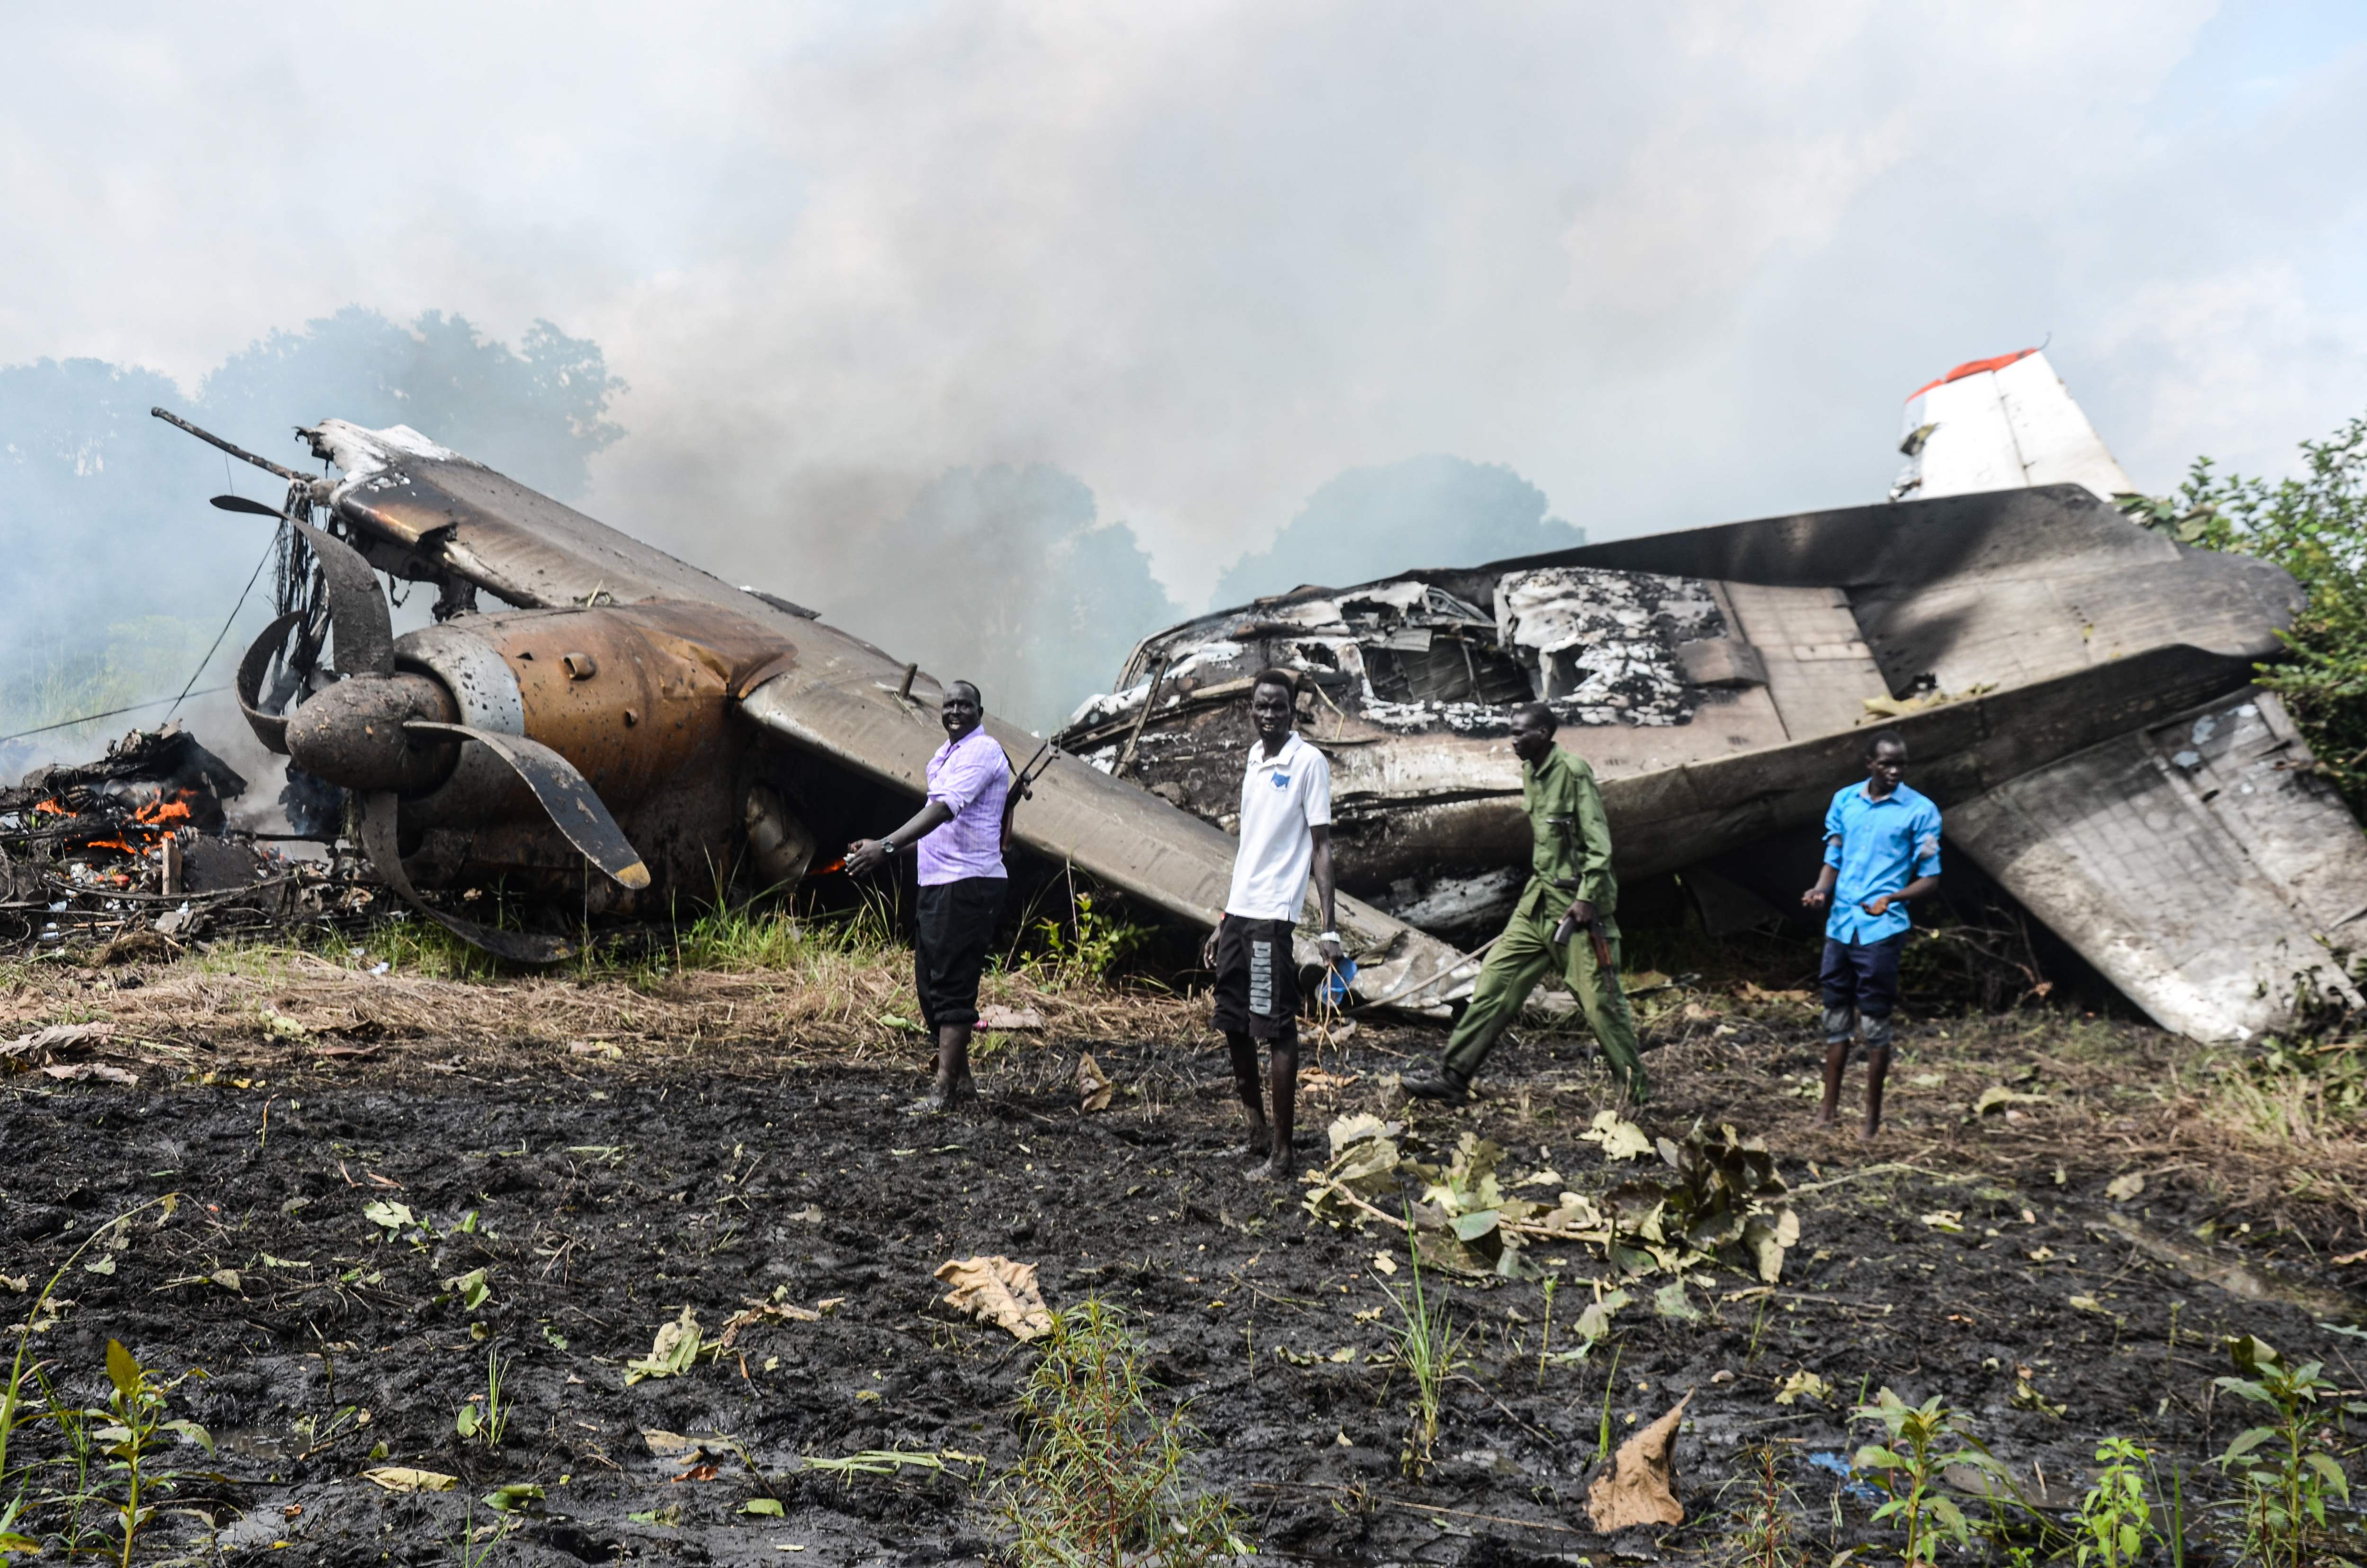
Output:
[
  {"xmin": 1821, "ymin": 933, "xmax": 1904, "ymax": 1048},
  {"xmin": 914, "ymin": 877, "xmax": 1006, "ymax": 1031}
]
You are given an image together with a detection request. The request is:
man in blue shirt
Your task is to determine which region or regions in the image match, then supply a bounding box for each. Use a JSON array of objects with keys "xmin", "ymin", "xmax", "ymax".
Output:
[{"xmin": 1799, "ymin": 730, "xmax": 1940, "ymax": 1139}]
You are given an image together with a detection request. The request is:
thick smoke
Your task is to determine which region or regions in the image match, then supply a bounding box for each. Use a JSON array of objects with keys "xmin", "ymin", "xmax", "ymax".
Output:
[
  {"xmin": 1212, "ymin": 455, "xmax": 1584, "ymax": 607},
  {"xmin": 824, "ymin": 464, "xmax": 1180, "ymax": 733}
]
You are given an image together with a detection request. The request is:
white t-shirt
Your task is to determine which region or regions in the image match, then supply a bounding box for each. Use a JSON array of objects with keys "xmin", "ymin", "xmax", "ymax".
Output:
[{"xmin": 1226, "ymin": 731, "xmax": 1333, "ymax": 921}]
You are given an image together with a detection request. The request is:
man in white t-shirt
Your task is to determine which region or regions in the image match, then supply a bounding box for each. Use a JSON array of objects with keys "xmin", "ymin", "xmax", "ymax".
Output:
[{"xmin": 1201, "ymin": 668, "xmax": 1344, "ymax": 1180}]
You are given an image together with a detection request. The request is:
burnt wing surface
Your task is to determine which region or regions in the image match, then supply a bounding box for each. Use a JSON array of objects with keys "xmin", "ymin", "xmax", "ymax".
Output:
[{"xmin": 1060, "ymin": 483, "xmax": 2366, "ymax": 1039}]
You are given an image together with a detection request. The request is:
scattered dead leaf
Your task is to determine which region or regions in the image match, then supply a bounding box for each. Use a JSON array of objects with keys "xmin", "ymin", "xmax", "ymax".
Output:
[
  {"xmin": 934, "ymin": 1256, "xmax": 1052, "ymax": 1341},
  {"xmin": 1076, "ymin": 1053, "xmax": 1113, "ymax": 1114},
  {"xmin": 1587, "ymin": 1390, "xmax": 1692, "ymax": 1530}
]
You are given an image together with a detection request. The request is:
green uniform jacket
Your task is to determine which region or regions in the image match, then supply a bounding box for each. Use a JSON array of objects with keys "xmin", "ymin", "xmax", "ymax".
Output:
[{"xmin": 1514, "ymin": 745, "xmax": 1617, "ymax": 923}]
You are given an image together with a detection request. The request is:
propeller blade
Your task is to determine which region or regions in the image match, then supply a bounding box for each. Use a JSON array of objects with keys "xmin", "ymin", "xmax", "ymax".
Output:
[
  {"xmin": 403, "ymin": 722, "xmax": 651, "ymax": 890},
  {"xmin": 233, "ymin": 609, "xmax": 308, "ymax": 754},
  {"xmin": 210, "ymin": 494, "xmax": 393, "ymax": 678},
  {"xmin": 357, "ymin": 792, "xmax": 578, "ymax": 965},
  {"xmin": 290, "ymin": 518, "xmax": 394, "ymax": 678}
]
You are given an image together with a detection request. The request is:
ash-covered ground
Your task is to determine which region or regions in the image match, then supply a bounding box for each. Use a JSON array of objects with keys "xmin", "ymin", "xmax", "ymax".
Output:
[{"xmin": 5, "ymin": 947, "xmax": 2367, "ymax": 1566}]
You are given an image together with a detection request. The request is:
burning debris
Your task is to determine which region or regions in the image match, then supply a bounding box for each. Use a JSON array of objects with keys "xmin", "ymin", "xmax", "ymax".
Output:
[{"xmin": 0, "ymin": 723, "xmax": 370, "ymax": 953}]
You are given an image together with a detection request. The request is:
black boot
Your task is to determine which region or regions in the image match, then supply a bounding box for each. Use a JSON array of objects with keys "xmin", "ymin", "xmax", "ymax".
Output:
[{"xmin": 1400, "ymin": 1062, "xmax": 1471, "ymax": 1103}]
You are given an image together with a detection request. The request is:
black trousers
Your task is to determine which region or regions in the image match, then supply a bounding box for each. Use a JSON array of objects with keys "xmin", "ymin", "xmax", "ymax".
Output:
[
  {"xmin": 1211, "ymin": 915, "xmax": 1301, "ymax": 1042},
  {"xmin": 914, "ymin": 878, "xmax": 1006, "ymax": 1031}
]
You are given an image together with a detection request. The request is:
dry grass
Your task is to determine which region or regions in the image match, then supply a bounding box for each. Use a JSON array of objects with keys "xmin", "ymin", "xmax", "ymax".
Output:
[{"xmin": 0, "ymin": 913, "xmax": 1207, "ymax": 1086}]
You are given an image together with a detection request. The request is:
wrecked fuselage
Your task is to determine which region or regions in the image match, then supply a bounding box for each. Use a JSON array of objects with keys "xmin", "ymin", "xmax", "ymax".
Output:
[{"xmin": 1061, "ymin": 484, "xmax": 2367, "ymax": 1041}]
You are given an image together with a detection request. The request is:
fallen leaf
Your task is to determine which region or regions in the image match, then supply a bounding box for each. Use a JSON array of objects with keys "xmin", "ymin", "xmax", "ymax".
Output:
[
  {"xmin": 625, "ymin": 1307, "xmax": 704, "ymax": 1384},
  {"xmin": 976, "ymin": 1005, "xmax": 1044, "ymax": 1031},
  {"xmin": 934, "ymin": 1256, "xmax": 1053, "ymax": 1341},
  {"xmin": 260, "ymin": 1009, "xmax": 310, "ymax": 1040},
  {"xmin": 1587, "ymin": 1391, "xmax": 1692, "ymax": 1530},
  {"xmin": 482, "ymin": 1483, "xmax": 544, "ymax": 1513},
  {"xmin": 641, "ymin": 1429, "xmax": 702, "ymax": 1458},
  {"xmin": 1652, "ymin": 1281, "xmax": 1701, "ymax": 1323},
  {"xmin": 2332, "ymin": 1248, "xmax": 2367, "ymax": 1266},
  {"xmin": 1581, "ymin": 1109, "xmax": 1653, "ymax": 1162},
  {"xmin": 1352, "ymin": 1306, "xmax": 1383, "ymax": 1323},
  {"xmin": 38, "ymin": 1062, "xmax": 138, "ymax": 1085},
  {"xmin": 717, "ymin": 1298, "xmax": 821, "ymax": 1348},
  {"xmin": 1919, "ymin": 1211, "xmax": 1965, "ymax": 1233},
  {"xmin": 742, "ymin": 1498, "xmax": 785, "ymax": 1517},
  {"xmin": 1076, "ymin": 1053, "xmax": 1113, "ymax": 1114},
  {"xmin": 364, "ymin": 1467, "xmax": 458, "ymax": 1493},
  {"xmin": 567, "ymin": 1040, "xmax": 623, "ymax": 1059},
  {"xmin": 83, "ymin": 1256, "xmax": 116, "ymax": 1276},
  {"xmin": 362, "ymin": 1200, "xmax": 415, "ymax": 1234},
  {"xmin": 2105, "ymin": 1172, "xmax": 2146, "ymax": 1203},
  {"xmin": 1975, "ymin": 1086, "xmax": 2047, "ymax": 1115},
  {"xmin": 1575, "ymin": 1289, "xmax": 1630, "ymax": 1342},
  {"xmin": 2011, "ymin": 1377, "xmax": 2067, "ymax": 1418},
  {"xmin": 1774, "ymin": 1369, "xmax": 1831, "ymax": 1406},
  {"xmin": 1370, "ymin": 1252, "xmax": 1398, "ymax": 1276},
  {"xmin": 0, "ymin": 1021, "xmax": 114, "ymax": 1058},
  {"xmin": 2067, "ymin": 1295, "xmax": 2108, "ymax": 1314}
]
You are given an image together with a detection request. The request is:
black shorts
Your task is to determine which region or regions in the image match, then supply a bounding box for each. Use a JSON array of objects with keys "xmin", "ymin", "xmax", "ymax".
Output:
[
  {"xmin": 1212, "ymin": 915, "xmax": 1300, "ymax": 1042},
  {"xmin": 1820, "ymin": 933, "xmax": 1905, "ymax": 1020},
  {"xmin": 915, "ymin": 878, "xmax": 1006, "ymax": 1031}
]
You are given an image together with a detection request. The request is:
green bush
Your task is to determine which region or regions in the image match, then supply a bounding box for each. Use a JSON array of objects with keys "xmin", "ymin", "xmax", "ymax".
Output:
[{"xmin": 2121, "ymin": 414, "xmax": 2367, "ymax": 808}]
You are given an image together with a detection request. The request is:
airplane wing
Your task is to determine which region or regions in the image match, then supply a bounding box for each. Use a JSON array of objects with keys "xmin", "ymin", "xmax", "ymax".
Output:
[
  {"xmin": 1949, "ymin": 687, "xmax": 2367, "ymax": 1041},
  {"xmin": 303, "ymin": 420, "xmax": 1477, "ymax": 1009}
]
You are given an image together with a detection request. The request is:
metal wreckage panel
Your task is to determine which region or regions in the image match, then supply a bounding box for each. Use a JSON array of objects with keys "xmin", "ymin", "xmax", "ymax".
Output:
[{"xmin": 1059, "ymin": 483, "xmax": 2367, "ymax": 1038}]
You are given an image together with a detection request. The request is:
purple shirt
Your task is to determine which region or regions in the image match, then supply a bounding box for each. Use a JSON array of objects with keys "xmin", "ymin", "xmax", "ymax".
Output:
[{"xmin": 917, "ymin": 728, "xmax": 1009, "ymax": 886}]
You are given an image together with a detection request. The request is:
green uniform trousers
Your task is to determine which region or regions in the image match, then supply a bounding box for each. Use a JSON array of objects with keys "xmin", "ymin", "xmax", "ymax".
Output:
[{"xmin": 1440, "ymin": 905, "xmax": 1644, "ymax": 1089}]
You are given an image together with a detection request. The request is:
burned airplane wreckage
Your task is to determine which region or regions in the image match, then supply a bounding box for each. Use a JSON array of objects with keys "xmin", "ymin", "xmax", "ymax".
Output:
[
  {"xmin": 97, "ymin": 408, "xmax": 1473, "ymax": 1004},
  {"xmin": 1060, "ymin": 356, "xmax": 2367, "ymax": 1043}
]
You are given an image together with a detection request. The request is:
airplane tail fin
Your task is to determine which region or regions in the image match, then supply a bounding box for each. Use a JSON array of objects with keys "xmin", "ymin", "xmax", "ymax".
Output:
[{"xmin": 1890, "ymin": 348, "xmax": 2135, "ymax": 503}]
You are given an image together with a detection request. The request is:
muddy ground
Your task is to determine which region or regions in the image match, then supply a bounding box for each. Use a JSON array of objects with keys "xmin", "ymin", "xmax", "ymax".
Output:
[{"xmin": 6, "ymin": 952, "xmax": 2367, "ymax": 1566}]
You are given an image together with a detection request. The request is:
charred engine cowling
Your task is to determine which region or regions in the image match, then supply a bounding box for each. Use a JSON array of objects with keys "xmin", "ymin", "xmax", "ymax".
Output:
[{"xmin": 367, "ymin": 604, "xmax": 778, "ymax": 908}]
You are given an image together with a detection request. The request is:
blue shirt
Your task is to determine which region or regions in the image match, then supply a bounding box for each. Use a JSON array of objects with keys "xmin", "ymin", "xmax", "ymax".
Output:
[{"xmin": 1823, "ymin": 780, "xmax": 1941, "ymax": 944}]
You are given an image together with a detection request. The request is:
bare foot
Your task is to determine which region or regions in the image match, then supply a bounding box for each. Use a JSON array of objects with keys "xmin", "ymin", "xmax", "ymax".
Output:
[
  {"xmin": 1814, "ymin": 1106, "xmax": 1838, "ymax": 1128},
  {"xmin": 1241, "ymin": 1161, "xmax": 1275, "ymax": 1183},
  {"xmin": 1263, "ymin": 1153, "xmax": 1292, "ymax": 1182},
  {"xmin": 1858, "ymin": 1121, "xmax": 1881, "ymax": 1143},
  {"xmin": 1240, "ymin": 1123, "xmax": 1271, "ymax": 1159}
]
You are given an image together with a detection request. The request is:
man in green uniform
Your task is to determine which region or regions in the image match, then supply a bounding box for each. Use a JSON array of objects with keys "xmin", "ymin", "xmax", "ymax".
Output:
[{"xmin": 1402, "ymin": 703, "xmax": 1646, "ymax": 1105}]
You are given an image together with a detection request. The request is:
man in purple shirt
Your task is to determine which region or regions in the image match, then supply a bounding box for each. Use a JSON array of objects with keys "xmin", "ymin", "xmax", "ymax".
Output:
[{"xmin": 846, "ymin": 680, "xmax": 1009, "ymax": 1113}]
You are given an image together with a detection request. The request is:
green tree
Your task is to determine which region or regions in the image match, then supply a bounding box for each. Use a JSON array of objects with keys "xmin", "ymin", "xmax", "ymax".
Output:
[{"xmin": 2123, "ymin": 414, "xmax": 2367, "ymax": 808}]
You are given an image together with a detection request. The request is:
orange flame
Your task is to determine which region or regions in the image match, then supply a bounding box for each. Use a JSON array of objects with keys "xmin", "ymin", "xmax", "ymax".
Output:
[{"xmin": 32, "ymin": 798, "xmax": 66, "ymax": 815}]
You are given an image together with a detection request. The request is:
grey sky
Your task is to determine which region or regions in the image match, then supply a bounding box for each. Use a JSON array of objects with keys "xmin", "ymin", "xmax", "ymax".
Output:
[{"xmin": 6, "ymin": 1, "xmax": 2363, "ymax": 609}]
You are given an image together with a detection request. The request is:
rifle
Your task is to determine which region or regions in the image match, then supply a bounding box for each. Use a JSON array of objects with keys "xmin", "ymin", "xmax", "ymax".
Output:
[
  {"xmin": 1545, "ymin": 813, "xmax": 1618, "ymax": 973},
  {"xmin": 1000, "ymin": 739, "xmax": 1059, "ymax": 855}
]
